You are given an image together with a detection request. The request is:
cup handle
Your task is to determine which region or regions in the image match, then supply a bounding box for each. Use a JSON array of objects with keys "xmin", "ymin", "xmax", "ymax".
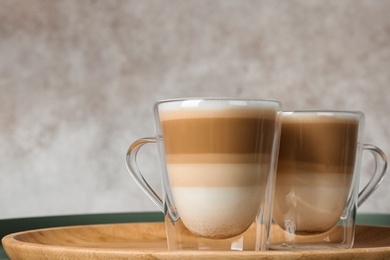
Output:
[
  {"xmin": 358, "ymin": 144, "xmax": 388, "ymax": 207},
  {"xmin": 126, "ymin": 137, "xmax": 164, "ymax": 212}
]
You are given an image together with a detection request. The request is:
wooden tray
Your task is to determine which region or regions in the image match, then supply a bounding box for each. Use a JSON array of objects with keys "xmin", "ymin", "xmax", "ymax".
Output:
[{"xmin": 2, "ymin": 222, "xmax": 390, "ymax": 259}]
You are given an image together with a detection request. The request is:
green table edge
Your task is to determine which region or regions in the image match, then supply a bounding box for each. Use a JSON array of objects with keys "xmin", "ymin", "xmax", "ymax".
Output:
[
  {"xmin": 1, "ymin": 212, "xmax": 389, "ymax": 259},
  {"xmin": 0, "ymin": 211, "xmax": 164, "ymax": 260},
  {"xmin": 356, "ymin": 213, "xmax": 390, "ymax": 226}
]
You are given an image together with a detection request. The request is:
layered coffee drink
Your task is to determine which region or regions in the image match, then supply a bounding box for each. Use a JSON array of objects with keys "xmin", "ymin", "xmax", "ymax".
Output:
[
  {"xmin": 273, "ymin": 112, "xmax": 360, "ymax": 235},
  {"xmin": 159, "ymin": 102, "xmax": 278, "ymax": 239}
]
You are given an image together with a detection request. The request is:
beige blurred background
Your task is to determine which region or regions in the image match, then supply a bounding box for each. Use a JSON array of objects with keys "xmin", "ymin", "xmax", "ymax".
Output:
[{"xmin": 1, "ymin": 0, "xmax": 389, "ymax": 219}]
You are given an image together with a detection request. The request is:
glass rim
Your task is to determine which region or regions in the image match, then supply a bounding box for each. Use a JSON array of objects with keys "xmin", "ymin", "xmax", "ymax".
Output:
[
  {"xmin": 154, "ymin": 98, "xmax": 282, "ymax": 112},
  {"xmin": 154, "ymin": 97, "xmax": 282, "ymax": 105},
  {"xmin": 282, "ymin": 110, "xmax": 365, "ymax": 120},
  {"xmin": 283, "ymin": 110, "xmax": 364, "ymax": 115}
]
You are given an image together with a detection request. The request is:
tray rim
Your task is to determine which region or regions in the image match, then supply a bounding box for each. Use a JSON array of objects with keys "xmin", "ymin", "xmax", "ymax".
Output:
[{"xmin": 3, "ymin": 222, "xmax": 390, "ymax": 259}]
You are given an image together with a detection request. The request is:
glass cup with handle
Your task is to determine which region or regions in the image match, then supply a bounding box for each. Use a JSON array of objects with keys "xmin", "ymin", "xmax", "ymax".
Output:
[
  {"xmin": 126, "ymin": 98, "xmax": 282, "ymax": 251},
  {"xmin": 270, "ymin": 111, "xmax": 387, "ymax": 250}
]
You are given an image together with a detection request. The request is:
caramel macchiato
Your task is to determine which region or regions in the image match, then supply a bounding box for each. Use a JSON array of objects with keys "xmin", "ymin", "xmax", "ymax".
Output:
[
  {"xmin": 273, "ymin": 113, "xmax": 359, "ymax": 234},
  {"xmin": 159, "ymin": 105, "xmax": 278, "ymax": 239}
]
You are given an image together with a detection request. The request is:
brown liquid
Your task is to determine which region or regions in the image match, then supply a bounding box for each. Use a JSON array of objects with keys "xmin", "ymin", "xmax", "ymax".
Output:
[
  {"xmin": 161, "ymin": 115, "xmax": 276, "ymax": 158},
  {"xmin": 159, "ymin": 108, "xmax": 277, "ymax": 239},
  {"xmin": 273, "ymin": 114, "xmax": 359, "ymax": 234}
]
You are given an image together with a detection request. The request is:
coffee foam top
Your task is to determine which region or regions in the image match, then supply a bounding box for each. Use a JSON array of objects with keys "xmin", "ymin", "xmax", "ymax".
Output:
[
  {"xmin": 282, "ymin": 111, "xmax": 363, "ymax": 123},
  {"xmin": 158, "ymin": 99, "xmax": 280, "ymax": 110},
  {"xmin": 157, "ymin": 99, "xmax": 280, "ymax": 120}
]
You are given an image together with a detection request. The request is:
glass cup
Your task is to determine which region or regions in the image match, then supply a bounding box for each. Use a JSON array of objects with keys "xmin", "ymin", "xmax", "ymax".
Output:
[
  {"xmin": 270, "ymin": 111, "xmax": 387, "ymax": 250},
  {"xmin": 126, "ymin": 98, "xmax": 282, "ymax": 251}
]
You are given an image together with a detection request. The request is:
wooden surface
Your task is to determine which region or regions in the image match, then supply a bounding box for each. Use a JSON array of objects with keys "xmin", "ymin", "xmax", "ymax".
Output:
[{"xmin": 2, "ymin": 222, "xmax": 390, "ymax": 259}]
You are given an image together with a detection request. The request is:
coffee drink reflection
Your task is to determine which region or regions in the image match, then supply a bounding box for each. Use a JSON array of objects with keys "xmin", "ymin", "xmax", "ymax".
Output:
[
  {"xmin": 160, "ymin": 105, "xmax": 277, "ymax": 239},
  {"xmin": 273, "ymin": 113, "xmax": 359, "ymax": 234}
]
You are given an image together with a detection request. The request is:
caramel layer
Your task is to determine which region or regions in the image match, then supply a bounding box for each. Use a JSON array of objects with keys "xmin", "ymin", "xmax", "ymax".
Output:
[
  {"xmin": 165, "ymin": 153, "xmax": 271, "ymax": 164},
  {"xmin": 167, "ymin": 163, "xmax": 270, "ymax": 187}
]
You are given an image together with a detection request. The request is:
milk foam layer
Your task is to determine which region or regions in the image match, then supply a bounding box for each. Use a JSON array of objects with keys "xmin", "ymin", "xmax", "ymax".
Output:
[
  {"xmin": 282, "ymin": 111, "xmax": 363, "ymax": 122},
  {"xmin": 168, "ymin": 163, "xmax": 268, "ymax": 239},
  {"xmin": 172, "ymin": 186, "xmax": 264, "ymax": 239}
]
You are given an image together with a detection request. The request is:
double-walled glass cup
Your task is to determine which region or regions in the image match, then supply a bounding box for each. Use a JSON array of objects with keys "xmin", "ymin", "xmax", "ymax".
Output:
[
  {"xmin": 126, "ymin": 98, "xmax": 282, "ymax": 251},
  {"xmin": 270, "ymin": 111, "xmax": 387, "ymax": 250}
]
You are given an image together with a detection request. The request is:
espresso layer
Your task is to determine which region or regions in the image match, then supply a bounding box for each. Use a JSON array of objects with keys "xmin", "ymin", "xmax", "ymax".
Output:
[
  {"xmin": 161, "ymin": 117, "xmax": 276, "ymax": 155},
  {"xmin": 278, "ymin": 117, "xmax": 359, "ymax": 168}
]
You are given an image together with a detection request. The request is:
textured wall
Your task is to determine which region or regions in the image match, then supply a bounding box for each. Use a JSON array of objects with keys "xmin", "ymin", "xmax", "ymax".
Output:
[{"xmin": 1, "ymin": 0, "xmax": 389, "ymax": 219}]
